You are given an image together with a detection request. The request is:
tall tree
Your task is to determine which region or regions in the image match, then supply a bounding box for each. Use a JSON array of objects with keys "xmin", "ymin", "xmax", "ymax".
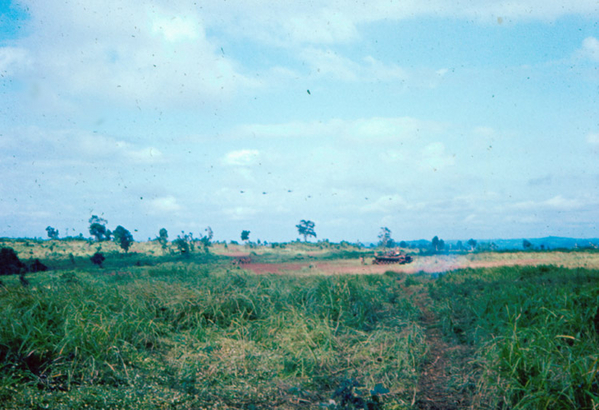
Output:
[
  {"xmin": 378, "ymin": 227, "xmax": 392, "ymax": 248},
  {"xmin": 45, "ymin": 226, "xmax": 59, "ymax": 239},
  {"xmin": 467, "ymin": 238, "xmax": 477, "ymax": 251},
  {"xmin": 113, "ymin": 225, "xmax": 134, "ymax": 252},
  {"xmin": 158, "ymin": 228, "xmax": 168, "ymax": 250},
  {"xmin": 431, "ymin": 236, "xmax": 442, "ymax": 252},
  {"xmin": 241, "ymin": 230, "xmax": 250, "ymax": 242},
  {"xmin": 89, "ymin": 215, "xmax": 110, "ymax": 241},
  {"xmin": 200, "ymin": 227, "xmax": 213, "ymax": 250},
  {"xmin": 296, "ymin": 220, "xmax": 316, "ymax": 242}
]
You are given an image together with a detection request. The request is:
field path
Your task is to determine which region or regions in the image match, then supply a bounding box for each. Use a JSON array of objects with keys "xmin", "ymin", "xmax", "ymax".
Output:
[{"xmin": 412, "ymin": 288, "xmax": 471, "ymax": 410}]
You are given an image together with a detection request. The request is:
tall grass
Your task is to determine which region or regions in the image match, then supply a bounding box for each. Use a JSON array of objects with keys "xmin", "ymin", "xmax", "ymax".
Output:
[
  {"xmin": 0, "ymin": 266, "xmax": 424, "ymax": 408},
  {"xmin": 429, "ymin": 265, "xmax": 599, "ymax": 409}
]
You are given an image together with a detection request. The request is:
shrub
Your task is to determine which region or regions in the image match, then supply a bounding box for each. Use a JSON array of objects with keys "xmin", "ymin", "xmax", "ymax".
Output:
[
  {"xmin": 0, "ymin": 247, "xmax": 26, "ymax": 275},
  {"xmin": 29, "ymin": 259, "xmax": 48, "ymax": 273},
  {"xmin": 90, "ymin": 252, "xmax": 105, "ymax": 267}
]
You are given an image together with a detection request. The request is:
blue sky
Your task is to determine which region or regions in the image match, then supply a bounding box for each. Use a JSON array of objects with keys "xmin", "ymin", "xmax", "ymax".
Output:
[{"xmin": 0, "ymin": 0, "xmax": 598, "ymax": 243}]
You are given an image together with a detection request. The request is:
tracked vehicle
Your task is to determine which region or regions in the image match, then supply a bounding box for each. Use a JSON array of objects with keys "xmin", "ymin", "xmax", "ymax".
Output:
[{"xmin": 372, "ymin": 249, "xmax": 413, "ymax": 265}]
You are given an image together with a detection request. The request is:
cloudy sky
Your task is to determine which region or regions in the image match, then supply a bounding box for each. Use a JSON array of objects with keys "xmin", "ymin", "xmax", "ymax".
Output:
[{"xmin": 1, "ymin": 0, "xmax": 598, "ymax": 243}]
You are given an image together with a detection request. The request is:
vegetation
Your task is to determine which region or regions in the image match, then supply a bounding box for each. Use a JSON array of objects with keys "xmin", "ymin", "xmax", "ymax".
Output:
[
  {"xmin": 157, "ymin": 228, "xmax": 168, "ymax": 251},
  {"xmin": 0, "ymin": 238, "xmax": 598, "ymax": 408},
  {"xmin": 241, "ymin": 230, "xmax": 250, "ymax": 242},
  {"xmin": 429, "ymin": 265, "xmax": 599, "ymax": 408},
  {"xmin": 88, "ymin": 215, "xmax": 110, "ymax": 242},
  {"xmin": 113, "ymin": 225, "xmax": 134, "ymax": 252},
  {"xmin": 296, "ymin": 220, "xmax": 317, "ymax": 242},
  {"xmin": 378, "ymin": 227, "xmax": 394, "ymax": 248},
  {"xmin": 0, "ymin": 247, "xmax": 26, "ymax": 276},
  {"xmin": 90, "ymin": 251, "xmax": 105, "ymax": 267},
  {"xmin": 0, "ymin": 255, "xmax": 424, "ymax": 409},
  {"xmin": 45, "ymin": 226, "xmax": 59, "ymax": 240},
  {"xmin": 430, "ymin": 236, "xmax": 445, "ymax": 253}
]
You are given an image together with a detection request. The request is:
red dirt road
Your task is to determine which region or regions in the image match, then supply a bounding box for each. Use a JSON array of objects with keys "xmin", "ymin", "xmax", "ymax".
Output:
[{"xmin": 232, "ymin": 252, "xmax": 598, "ymax": 275}]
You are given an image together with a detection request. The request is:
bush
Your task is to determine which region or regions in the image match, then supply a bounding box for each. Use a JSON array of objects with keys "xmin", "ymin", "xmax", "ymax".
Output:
[
  {"xmin": 0, "ymin": 247, "xmax": 26, "ymax": 275},
  {"xmin": 90, "ymin": 252, "xmax": 105, "ymax": 267},
  {"xmin": 29, "ymin": 259, "xmax": 48, "ymax": 273}
]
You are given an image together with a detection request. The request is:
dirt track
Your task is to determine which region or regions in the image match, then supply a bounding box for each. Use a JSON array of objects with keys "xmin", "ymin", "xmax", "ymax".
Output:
[{"xmin": 230, "ymin": 252, "xmax": 599, "ymax": 275}]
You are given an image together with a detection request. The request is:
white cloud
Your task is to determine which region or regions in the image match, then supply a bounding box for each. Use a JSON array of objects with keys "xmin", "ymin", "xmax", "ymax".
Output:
[
  {"xmin": 152, "ymin": 16, "xmax": 201, "ymax": 42},
  {"xmin": 236, "ymin": 117, "xmax": 432, "ymax": 142},
  {"xmin": 420, "ymin": 142, "xmax": 455, "ymax": 171},
  {"xmin": 300, "ymin": 48, "xmax": 359, "ymax": 80},
  {"xmin": 203, "ymin": 0, "xmax": 599, "ymax": 47},
  {"xmin": 11, "ymin": 1, "xmax": 257, "ymax": 110},
  {"xmin": 223, "ymin": 206, "xmax": 258, "ymax": 221},
  {"xmin": 513, "ymin": 195, "xmax": 583, "ymax": 211},
  {"xmin": 3, "ymin": 126, "xmax": 164, "ymax": 165},
  {"xmin": 149, "ymin": 196, "xmax": 181, "ymax": 213},
  {"xmin": 223, "ymin": 149, "xmax": 261, "ymax": 166},
  {"xmin": 299, "ymin": 49, "xmax": 439, "ymax": 84},
  {"xmin": 587, "ymin": 132, "xmax": 599, "ymax": 145},
  {"xmin": 126, "ymin": 147, "xmax": 164, "ymax": 163},
  {"xmin": 0, "ymin": 47, "xmax": 31, "ymax": 76},
  {"xmin": 577, "ymin": 37, "xmax": 599, "ymax": 62},
  {"xmin": 544, "ymin": 195, "xmax": 582, "ymax": 210}
]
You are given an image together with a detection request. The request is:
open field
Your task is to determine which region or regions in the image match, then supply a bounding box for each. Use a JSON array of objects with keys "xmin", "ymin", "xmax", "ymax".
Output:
[{"xmin": 1, "ymin": 239, "xmax": 598, "ymax": 409}]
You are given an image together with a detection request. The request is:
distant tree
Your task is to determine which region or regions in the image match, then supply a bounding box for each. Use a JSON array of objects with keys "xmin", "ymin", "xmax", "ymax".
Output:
[
  {"xmin": 46, "ymin": 226, "xmax": 59, "ymax": 240},
  {"xmin": 158, "ymin": 228, "xmax": 168, "ymax": 250},
  {"xmin": 89, "ymin": 215, "xmax": 110, "ymax": 241},
  {"xmin": 113, "ymin": 225, "xmax": 134, "ymax": 252},
  {"xmin": 90, "ymin": 252, "xmax": 105, "ymax": 267},
  {"xmin": 438, "ymin": 239, "xmax": 445, "ymax": 251},
  {"xmin": 399, "ymin": 241, "xmax": 408, "ymax": 248},
  {"xmin": 467, "ymin": 238, "xmax": 477, "ymax": 251},
  {"xmin": 0, "ymin": 247, "xmax": 26, "ymax": 276},
  {"xmin": 296, "ymin": 220, "xmax": 316, "ymax": 242},
  {"xmin": 378, "ymin": 227, "xmax": 392, "ymax": 248},
  {"xmin": 200, "ymin": 227, "xmax": 213, "ymax": 250},
  {"xmin": 523, "ymin": 239, "xmax": 533, "ymax": 250},
  {"xmin": 431, "ymin": 236, "xmax": 440, "ymax": 252},
  {"xmin": 241, "ymin": 230, "xmax": 250, "ymax": 242},
  {"xmin": 456, "ymin": 240, "xmax": 464, "ymax": 251}
]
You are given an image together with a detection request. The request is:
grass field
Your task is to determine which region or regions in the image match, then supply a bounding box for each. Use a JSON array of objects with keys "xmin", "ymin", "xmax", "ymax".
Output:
[{"xmin": 1, "ymin": 239, "xmax": 598, "ymax": 409}]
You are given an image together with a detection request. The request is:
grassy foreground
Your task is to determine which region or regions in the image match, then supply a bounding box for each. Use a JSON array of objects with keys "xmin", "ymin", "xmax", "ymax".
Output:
[
  {"xmin": 0, "ymin": 264, "xmax": 424, "ymax": 409},
  {"xmin": 1, "ymin": 240, "xmax": 599, "ymax": 409},
  {"xmin": 429, "ymin": 265, "xmax": 599, "ymax": 409}
]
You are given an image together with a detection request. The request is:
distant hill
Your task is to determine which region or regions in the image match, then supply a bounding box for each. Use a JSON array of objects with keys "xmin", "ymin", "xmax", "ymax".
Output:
[
  {"xmin": 479, "ymin": 237, "xmax": 599, "ymax": 250},
  {"xmin": 399, "ymin": 237, "xmax": 599, "ymax": 250}
]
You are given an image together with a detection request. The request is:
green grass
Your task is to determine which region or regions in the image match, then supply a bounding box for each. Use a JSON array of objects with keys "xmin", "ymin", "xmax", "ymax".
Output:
[
  {"xmin": 4, "ymin": 240, "xmax": 599, "ymax": 409},
  {"xmin": 429, "ymin": 265, "xmax": 599, "ymax": 409},
  {"xmin": 0, "ymin": 264, "xmax": 424, "ymax": 409}
]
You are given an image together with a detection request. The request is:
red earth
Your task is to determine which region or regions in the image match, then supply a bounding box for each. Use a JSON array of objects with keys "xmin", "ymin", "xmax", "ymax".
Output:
[{"xmin": 229, "ymin": 257, "xmax": 559, "ymax": 276}]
